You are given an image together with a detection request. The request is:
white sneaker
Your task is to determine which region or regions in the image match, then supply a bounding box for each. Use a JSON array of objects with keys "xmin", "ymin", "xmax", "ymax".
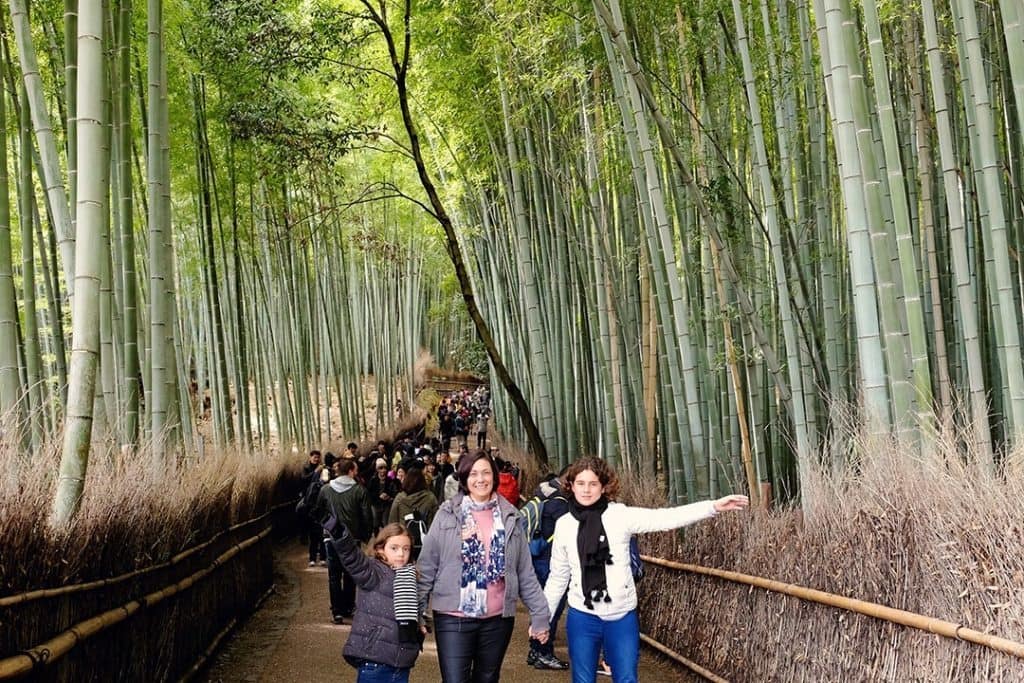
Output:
[{"xmin": 308, "ymin": 561, "xmax": 316, "ymax": 567}]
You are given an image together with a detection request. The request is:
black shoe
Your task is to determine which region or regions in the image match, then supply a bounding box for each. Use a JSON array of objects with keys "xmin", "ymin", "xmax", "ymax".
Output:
[
  {"xmin": 532, "ymin": 653, "xmax": 569, "ymax": 670},
  {"xmin": 332, "ymin": 614, "xmax": 344, "ymax": 625},
  {"xmin": 526, "ymin": 650, "xmax": 538, "ymax": 667}
]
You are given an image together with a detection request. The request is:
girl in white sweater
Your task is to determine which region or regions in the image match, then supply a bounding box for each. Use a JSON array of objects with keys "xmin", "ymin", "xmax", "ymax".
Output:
[{"xmin": 543, "ymin": 457, "xmax": 748, "ymax": 682}]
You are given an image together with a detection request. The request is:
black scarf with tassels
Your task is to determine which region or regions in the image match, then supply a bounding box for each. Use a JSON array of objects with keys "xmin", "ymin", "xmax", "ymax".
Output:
[{"xmin": 569, "ymin": 496, "xmax": 612, "ymax": 609}]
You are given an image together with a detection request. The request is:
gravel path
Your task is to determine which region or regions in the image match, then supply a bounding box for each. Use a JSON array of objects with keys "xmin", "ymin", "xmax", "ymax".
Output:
[{"xmin": 200, "ymin": 539, "xmax": 693, "ymax": 682}]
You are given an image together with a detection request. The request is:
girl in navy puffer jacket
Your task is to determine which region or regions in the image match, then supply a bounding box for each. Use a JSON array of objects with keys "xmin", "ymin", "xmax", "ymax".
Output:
[{"xmin": 325, "ymin": 521, "xmax": 426, "ymax": 682}]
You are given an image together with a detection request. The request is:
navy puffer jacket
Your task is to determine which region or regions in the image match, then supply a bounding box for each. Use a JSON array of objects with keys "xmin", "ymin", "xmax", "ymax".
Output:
[{"xmin": 329, "ymin": 528, "xmax": 423, "ymax": 670}]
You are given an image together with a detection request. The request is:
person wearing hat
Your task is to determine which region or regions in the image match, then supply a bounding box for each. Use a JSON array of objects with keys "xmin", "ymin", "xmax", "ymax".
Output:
[{"xmin": 368, "ymin": 457, "xmax": 399, "ymax": 532}]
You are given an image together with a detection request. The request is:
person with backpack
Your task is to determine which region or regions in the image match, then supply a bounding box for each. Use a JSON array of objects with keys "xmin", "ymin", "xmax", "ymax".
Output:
[
  {"xmin": 314, "ymin": 458, "xmax": 373, "ymax": 624},
  {"xmin": 522, "ymin": 471, "xmax": 571, "ymax": 670},
  {"xmin": 298, "ymin": 450, "xmax": 324, "ymax": 563},
  {"xmin": 297, "ymin": 451, "xmax": 334, "ymax": 566},
  {"xmin": 544, "ymin": 456, "xmax": 749, "ymax": 683},
  {"xmin": 388, "ymin": 466, "xmax": 438, "ymax": 561}
]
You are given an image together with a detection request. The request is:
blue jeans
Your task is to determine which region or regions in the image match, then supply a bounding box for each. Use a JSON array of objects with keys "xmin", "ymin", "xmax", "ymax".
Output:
[
  {"xmin": 356, "ymin": 661, "xmax": 410, "ymax": 683},
  {"xmin": 530, "ymin": 558, "xmax": 567, "ymax": 656},
  {"xmin": 566, "ymin": 608, "xmax": 639, "ymax": 683}
]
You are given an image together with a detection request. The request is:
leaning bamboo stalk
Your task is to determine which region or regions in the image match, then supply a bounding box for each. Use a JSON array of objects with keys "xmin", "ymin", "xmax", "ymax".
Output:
[
  {"xmin": 0, "ymin": 527, "xmax": 273, "ymax": 680},
  {"xmin": 7, "ymin": 0, "xmax": 75, "ymax": 292},
  {"xmin": 641, "ymin": 555, "xmax": 1024, "ymax": 660}
]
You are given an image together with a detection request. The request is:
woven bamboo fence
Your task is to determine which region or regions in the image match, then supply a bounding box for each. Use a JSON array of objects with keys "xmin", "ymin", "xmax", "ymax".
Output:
[{"xmin": 0, "ymin": 499, "xmax": 296, "ymax": 681}]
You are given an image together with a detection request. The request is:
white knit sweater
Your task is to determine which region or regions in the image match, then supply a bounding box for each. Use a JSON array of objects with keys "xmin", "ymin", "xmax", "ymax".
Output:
[{"xmin": 543, "ymin": 500, "xmax": 717, "ymax": 621}]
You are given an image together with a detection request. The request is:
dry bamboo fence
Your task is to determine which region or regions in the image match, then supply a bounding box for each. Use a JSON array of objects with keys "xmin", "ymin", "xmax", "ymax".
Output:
[
  {"xmin": 641, "ymin": 556, "xmax": 1024, "ymax": 661},
  {"xmin": 0, "ymin": 499, "xmax": 296, "ymax": 682},
  {"xmin": 637, "ymin": 550, "xmax": 1024, "ymax": 682}
]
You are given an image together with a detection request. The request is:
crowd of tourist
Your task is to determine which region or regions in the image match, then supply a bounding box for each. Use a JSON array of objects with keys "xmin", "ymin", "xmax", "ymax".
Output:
[{"xmin": 296, "ymin": 390, "xmax": 749, "ymax": 683}]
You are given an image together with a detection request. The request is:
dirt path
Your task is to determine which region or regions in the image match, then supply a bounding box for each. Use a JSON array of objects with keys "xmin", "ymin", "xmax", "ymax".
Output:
[{"xmin": 201, "ymin": 540, "xmax": 693, "ymax": 682}]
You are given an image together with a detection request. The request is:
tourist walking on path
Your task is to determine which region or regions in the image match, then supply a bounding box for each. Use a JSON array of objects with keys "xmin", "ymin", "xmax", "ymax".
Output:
[
  {"xmin": 389, "ymin": 467, "xmax": 440, "ymax": 560},
  {"xmin": 299, "ymin": 450, "xmax": 326, "ymax": 565},
  {"xmin": 368, "ymin": 458, "xmax": 400, "ymax": 532},
  {"xmin": 544, "ymin": 456, "xmax": 748, "ymax": 683},
  {"xmin": 418, "ymin": 449, "xmax": 550, "ymax": 682},
  {"xmin": 525, "ymin": 470, "xmax": 571, "ymax": 670},
  {"xmin": 315, "ymin": 458, "xmax": 373, "ymax": 623},
  {"xmin": 322, "ymin": 519, "xmax": 427, "ymax": 683}
]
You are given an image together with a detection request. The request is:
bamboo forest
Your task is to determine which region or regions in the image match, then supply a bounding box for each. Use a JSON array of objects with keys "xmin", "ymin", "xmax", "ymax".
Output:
[{"xmin": 1, "ymin": 0, "xmax": 1023, "ymax": 681}]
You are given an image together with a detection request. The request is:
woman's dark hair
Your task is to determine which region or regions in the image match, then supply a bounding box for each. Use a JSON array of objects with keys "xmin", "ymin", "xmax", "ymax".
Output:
[
  {"xmin": 562, "ymin": 456, "xmax": 620, "ymax": 501},
  {"xmin": 402, "ymin": 466, "xmax": 428, "ymax": 494},
  {"xmin": 456, "ymin": 449, "xmax": 499, "ymax": 495}
]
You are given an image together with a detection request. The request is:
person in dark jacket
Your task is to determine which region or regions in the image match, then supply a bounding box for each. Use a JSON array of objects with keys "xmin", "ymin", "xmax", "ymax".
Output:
[
  {"xmin": 323, "ymin": 519, "xmax": 426, "ymax": 682},
  {"xmin": 367, "ymin": 457, "xmax": 399, "ymax": 532},
  {"xmin": 315, "ymin": 458, "xmax": 373, "ymax": 623},
  {"xmin": 526, "ymin": 471, "xmax": 571, "ymax": 670},
  {"xmin": 300, "ymin": 450, "xmax": 325, "ymax": 565}
]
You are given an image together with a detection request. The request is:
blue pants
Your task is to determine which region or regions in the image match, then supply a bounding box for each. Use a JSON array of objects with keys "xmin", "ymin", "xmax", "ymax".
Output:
[
  {"xmin": 356, "ymin": 661, "xmax": 410, "ymax": 683},
  {"xmin": 566, "ymin": 608, "xmax": 639, "ymax": 683}
]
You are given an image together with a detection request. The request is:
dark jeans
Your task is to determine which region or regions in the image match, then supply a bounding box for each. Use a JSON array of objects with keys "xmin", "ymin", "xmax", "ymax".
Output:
[
  {"xmin": 326, "ymin": 539, "xmax": 356, "ymax": 617},
  {"xmin": 433, "ymin": 613, "xmax": 515, "ymax": 683},
  {"xmin": 356, "ymin": 661, "xmax": 410, "ymax": 683},
  {"xmin": 308, "ymin": 519, "xmax": 325, "ymax": 562},
  {"xmin": 529, "ymin": 558, "xmax": 566, "ymax": 656},
  {"xmin": 476, "ymin": 430, "xmax": 486, "ymax": 449}
]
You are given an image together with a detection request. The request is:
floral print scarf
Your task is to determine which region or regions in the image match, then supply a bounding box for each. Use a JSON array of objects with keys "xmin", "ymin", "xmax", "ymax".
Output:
[{"xmin": 458, "ymin": 495, "xmax": 506, "ymax": 617}]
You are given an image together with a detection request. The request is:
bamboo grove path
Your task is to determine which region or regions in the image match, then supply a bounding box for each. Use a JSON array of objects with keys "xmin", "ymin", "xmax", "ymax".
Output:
[{"xmin": 198, "ymin": 540, "xmax": 695, "ymax": 683}]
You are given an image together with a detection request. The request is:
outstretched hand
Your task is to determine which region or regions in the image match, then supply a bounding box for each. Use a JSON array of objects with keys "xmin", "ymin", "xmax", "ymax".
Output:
[
  {"xmin": 713, "ymin": 494, "xmax": 749, "ymax": 512},
  {"xmin": 529, "ymin": 626, "xmax": 550, "ymax": 644}
]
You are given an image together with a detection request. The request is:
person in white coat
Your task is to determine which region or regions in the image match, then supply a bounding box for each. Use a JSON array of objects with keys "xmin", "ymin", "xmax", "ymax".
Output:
[{"xmin": 543, "ymin": 456, "xmax": 748, "ymax": 683}]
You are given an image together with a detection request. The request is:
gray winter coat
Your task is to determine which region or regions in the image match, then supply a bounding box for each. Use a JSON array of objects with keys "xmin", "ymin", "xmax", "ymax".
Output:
[
  {"xmin": 329, "ymin": 527, "xmax": 424, "ymax": 670},
  {"xmin": 417, "ymin": 494, "xmax": 550, "ymax": 632}
]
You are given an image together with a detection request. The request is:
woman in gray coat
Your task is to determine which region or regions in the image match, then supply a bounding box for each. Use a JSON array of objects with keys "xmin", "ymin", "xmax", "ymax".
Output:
[{"xmin": 418, "ymin": 450, "xmax": 550, "ymax": 683}]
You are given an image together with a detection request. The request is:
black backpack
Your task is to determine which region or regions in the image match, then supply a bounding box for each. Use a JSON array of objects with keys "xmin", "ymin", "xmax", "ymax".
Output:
[
  {"xmin": 403, "ymin": 510, "xmax": 427, "ymax": 560},
  {"xmin": 295, "ymin": 475, "xmax": 325, "ymax": 518}
]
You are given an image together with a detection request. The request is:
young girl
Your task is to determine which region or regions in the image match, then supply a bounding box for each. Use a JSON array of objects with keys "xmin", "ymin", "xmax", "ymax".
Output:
[{"xmin": 324, "ymin": 520, "xmax": 426, "ymax": 682}]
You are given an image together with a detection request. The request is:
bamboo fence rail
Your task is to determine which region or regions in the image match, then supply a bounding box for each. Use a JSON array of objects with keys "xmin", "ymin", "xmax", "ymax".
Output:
[
  {"xmin": 0, "ymin": 527, "xmax": 273, "ymax": 679},
  {"xmin": 0, "ymin": 499, "xmax": 294, "ymax": 608},
  {"xmin": 176, "ymin": 584, "xmax": 276, "ymax": 683},
  {"xmin": 639, "ymin": 632, "xmax": 730, "ymax": 683},
  {"xmin": 641, "ymin": 555, "xmax": 1024, "ymax": 661}
]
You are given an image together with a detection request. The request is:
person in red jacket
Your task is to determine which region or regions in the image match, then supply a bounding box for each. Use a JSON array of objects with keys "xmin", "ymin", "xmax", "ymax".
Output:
[{"xmin": 495, "ymin": 456, "xmax": 521, "ymax": 507}]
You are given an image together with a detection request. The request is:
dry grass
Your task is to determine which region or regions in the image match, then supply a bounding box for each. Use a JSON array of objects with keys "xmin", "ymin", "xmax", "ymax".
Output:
[
  {"xmin": 635, "ymin": 423, "xmax": 1024, "ymax": 682},
  {"xmin": 0, "ymin": 431, "xmax": 298, "ymax": 597}
]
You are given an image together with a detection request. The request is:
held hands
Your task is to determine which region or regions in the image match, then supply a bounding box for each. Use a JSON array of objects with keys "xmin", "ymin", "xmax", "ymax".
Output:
[
  {"xmin": 529, "ymin": 626, "xmax": 550, "ymax": 644},
  {"xmin": 713, "ymin": 494, "xmax": 750, "ymax": 513}
]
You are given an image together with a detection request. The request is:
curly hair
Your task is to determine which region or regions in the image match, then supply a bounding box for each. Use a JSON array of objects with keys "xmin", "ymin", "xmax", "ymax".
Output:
[
  {"xmin": 369, "ymin": 523, "xmax": 414, "ymax": 562},
  {"xmin": 562, "ymin": 456, "xmax": 620, "ymax": 501}
]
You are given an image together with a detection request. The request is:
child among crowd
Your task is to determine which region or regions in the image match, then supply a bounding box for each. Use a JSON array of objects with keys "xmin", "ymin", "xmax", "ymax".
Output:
[{"xmin": 323, "ymin": 519, "xmax": 426, "ymax": 682}]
